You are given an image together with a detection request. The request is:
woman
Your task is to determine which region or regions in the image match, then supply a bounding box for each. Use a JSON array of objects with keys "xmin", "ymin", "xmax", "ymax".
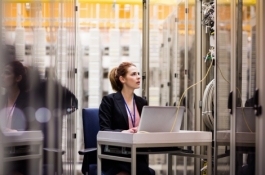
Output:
[
  {"xmin": 0, "ymin": 60, "xmax": 29, "ymax": 132},
  {"xmin": 99, "ymin": 62, "xmax": 154, "ymax": 175}
]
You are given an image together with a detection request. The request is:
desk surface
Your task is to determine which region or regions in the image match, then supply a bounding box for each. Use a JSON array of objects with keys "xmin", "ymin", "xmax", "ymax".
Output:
[
  {"xmin": 1, "ymin": 131, "xmax": 43, "ymax": 143},
  {"xmin": 97, "ymin": 130, "xmax": 212, "ymax": 145},
  {"xmin": 0, "ymin": 131, "xmax": 43, "ymax": 175}
]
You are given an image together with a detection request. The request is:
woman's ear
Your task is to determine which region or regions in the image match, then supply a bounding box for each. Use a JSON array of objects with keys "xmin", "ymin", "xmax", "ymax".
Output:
[
  {"xmin": 16, "ymin": 75, "xmax": 22, "ymax": 83},
  {"xmin": 119, "ymin": 75, "xmax": 125, "ymax": 84}
]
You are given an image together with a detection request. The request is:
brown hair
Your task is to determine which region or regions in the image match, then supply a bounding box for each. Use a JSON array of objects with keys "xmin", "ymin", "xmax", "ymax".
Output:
[
  {"xmin": 109, "ymin": 62, "xmax": 136, "ymax": 92},
  {"xmin": 6, "ymin": 60, "xmax": 29, "ymax": 92}
]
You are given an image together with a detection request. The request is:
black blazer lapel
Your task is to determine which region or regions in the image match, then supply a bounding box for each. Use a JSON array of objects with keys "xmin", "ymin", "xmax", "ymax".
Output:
[{"xmin": 114, "ymin": 92, "xmax": 129, "ymax": 127}]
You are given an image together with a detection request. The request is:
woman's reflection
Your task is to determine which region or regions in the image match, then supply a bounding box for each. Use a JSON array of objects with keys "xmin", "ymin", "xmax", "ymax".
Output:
[{"xmin": 0, "ymin": 60, "xmax": 29, "ymax": 132}]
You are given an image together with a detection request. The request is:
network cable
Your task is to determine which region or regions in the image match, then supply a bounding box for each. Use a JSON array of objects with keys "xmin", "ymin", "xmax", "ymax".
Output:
[
  {"xmin": 200, "ymin": 63, "xmax": 253, "ymax": 132},
  {"xmin": 217, "ymin": 64, "xmax": 253, "ymax": 133},
  {"xmin": 171, "ymin": 59, "xmax": 214, "ymax": 132}
]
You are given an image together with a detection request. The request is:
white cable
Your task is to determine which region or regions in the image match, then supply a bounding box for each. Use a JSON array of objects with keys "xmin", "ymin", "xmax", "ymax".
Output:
[
  {"xmin": 15, "ymin": 27, "xmax": 25, "ymax": 61},
  {"xmin": 56, "ymin": 27, "xmax": 68, "ymax": 86},
  {"xmin": 2, "ymin": 27, "xmax": 6, "ymax": 45},
  {"xmin": 202, "ymin": 79, "xmax": 215, "ymax": 130},
  {"xmin": 33, "ymin": 27, "xmax": 46, "ymax": 79}
]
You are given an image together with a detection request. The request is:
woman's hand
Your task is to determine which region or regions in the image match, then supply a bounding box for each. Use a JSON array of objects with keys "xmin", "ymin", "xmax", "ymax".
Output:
[{"xmin": 121, "ymin": 127, "xmax": 138, "ymax": 133}]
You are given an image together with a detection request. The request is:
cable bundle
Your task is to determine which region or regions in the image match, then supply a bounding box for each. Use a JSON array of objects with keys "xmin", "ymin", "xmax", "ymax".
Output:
[
  {"xmin": 202, "ymin": 1, "xmax": 215, "ymax": 35},
  {"xmin": 15, "ymin": 27, "xmax": 26, "ymax": 61},
  {"xmin": 202, "ymin": 79, "xmax": 215, "ymax": 131},
  {"xmin": 2, "ymin": 27, "xmax": 6, "ymax": 45},
  {"xmin": 33, "ymin": 27, "xmax": 46, "ymax": 79},
  {"xmin": 56, "ymin": 27, "xmax": 68, "ymax": 86}
]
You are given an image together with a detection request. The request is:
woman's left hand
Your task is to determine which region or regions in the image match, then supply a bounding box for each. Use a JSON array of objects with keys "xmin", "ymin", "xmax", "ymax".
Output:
[
  {"xmin": 121, "ymin": 127, "xmax": 138, "ymax": 133},
  {"xmin": 131, "ymin": 127, "xmax": 138, "ymax": 133}
]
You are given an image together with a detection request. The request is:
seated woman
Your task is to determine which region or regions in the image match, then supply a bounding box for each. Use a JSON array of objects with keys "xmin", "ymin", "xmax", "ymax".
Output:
[{"xmin": 99, "ymin": 62, "xmax": 154, "ymax": 175}]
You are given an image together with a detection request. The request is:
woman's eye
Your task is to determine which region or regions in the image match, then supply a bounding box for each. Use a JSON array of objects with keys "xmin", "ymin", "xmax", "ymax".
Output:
[{"xmin": 131, "ymin": 72, "xmax": 139, "ymax": 76}]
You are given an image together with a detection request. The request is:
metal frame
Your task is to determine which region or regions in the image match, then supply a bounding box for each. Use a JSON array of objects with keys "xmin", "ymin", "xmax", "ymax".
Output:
[
  {"xmin": 142, "ymin": 0, "xmax": 150, "ymax": 101},
  {"xmin": 195, "ymin": 0, "xmax": 203, "ymax": 174},
  {"xmin": 183, "ymin": 0, "xmax": 189, "ymax": 173},
  {"xmin": 73, "ymin": 0, "xmax": 78, "ymax": 174},
  {"xmin": 173, "ymin": 8, "xmax": 179, "ymax": 107},
  {"xmin": 230, "ymin": 0, "xmax": 237, "ymax": 174},
  {"xmin": 213, "ymin": 0, "xmax": 238, "ymax": 174},
  {"xmin": 236, "ymin": 0, "xmax": 243, "ymax": 105},
  {"xmin": 213, "ymin": 0, "xmax": 217, "ymax": 173},
  {"xmin": 256, "ymin": 0, "xmax": 265, "ymax": 174}
]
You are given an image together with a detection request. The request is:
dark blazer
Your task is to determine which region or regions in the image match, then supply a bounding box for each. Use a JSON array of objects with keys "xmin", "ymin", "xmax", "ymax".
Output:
[{"xmin": 99, "ymin": 91, "xmax": 148, "ymax": 132}]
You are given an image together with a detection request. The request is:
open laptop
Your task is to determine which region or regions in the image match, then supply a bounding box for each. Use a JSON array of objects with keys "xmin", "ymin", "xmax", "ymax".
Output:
[{"xmin": 137, "ymin": 106, "xmax": 186, "ymax": 133}]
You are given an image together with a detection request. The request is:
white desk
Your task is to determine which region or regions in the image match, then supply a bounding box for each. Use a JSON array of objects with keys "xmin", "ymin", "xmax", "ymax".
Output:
[
  {"xmin": 97, "ymin": 130, "xmax": 212, "ymax": 175},
  {"xmin": 0, "ymin": 131, "xmax": 43, "ymax": 175}
]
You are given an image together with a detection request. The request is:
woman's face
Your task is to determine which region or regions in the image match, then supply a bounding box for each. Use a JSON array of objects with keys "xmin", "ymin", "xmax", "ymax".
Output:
[
  {"xmin": 1, "ymin": 65, "xmax": 20, "ymax": 89},
  {"xmin": 120, "ymin": 66, "xmax": 141, "ymax": 90}
]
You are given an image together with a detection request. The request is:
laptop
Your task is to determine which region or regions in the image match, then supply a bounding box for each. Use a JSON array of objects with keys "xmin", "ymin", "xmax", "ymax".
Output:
[{"xmin": 137, "ymin": 106, "xmax": 186, "ymax": 133}]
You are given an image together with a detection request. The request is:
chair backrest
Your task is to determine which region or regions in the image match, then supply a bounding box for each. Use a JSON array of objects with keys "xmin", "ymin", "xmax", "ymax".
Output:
[{"xmin": 82, "ymin": 108, "xmax": 100, "ymax": 149}]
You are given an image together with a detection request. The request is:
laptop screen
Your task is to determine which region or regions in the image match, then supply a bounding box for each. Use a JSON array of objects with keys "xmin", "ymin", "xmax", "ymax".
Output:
[{"xmin": 137, "ymin": 106, "xmax": 185, "ymax": 133}]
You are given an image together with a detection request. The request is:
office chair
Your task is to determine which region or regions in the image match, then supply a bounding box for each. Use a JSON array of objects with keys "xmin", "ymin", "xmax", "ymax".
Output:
[
  {"xmin": 79, "ymin": 108, "xmax": 100, "ymax": 175},
  {"xmin": 79, "ymin": 108, "xmax": 155, "ymax": 175}
]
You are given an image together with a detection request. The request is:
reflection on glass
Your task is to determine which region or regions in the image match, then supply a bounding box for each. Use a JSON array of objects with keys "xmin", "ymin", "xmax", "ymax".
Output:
[
  {"xmin": 215, "ymin": 1, "xmax": 256, "ymax": 175},
  {"xmin": 236, "ymin": 2, "xmax": 256, "ymax": 175},
  {"xmin": 0, "ymin": 1, "xmax": 77, "ymax": 175},
  {"xmin": 216, "ymin": 1, "xmax": 232, "ymax": 174}
]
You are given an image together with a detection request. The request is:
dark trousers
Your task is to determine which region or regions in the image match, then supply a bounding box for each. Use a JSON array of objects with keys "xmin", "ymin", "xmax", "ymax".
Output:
[{"xmin": 102, "ymin": 155, "xmax": 152, "ymax": 175}]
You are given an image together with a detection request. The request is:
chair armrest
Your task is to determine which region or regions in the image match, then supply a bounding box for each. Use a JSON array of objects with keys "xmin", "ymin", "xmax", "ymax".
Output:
[
  {"xmin": 78, "ymin": 148, "xmax": 97, "ymax": 155},
  {"xmin": 43, "ymin": 148, "xmax": 66, "ymax": 155}
]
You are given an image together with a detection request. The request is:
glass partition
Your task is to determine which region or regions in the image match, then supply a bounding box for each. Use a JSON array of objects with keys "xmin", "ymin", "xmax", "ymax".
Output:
[
  {"xmin": 0, "ymin": 1, "xmax": 77, "ymax": 174},
  {"xmin": 235, "ymin": 1, "xmax": 256, "ymax": 175},
  {"xmin": 215, "ymin": 0, "xmax": 256, "ymax": 174},
  {"xmin": 148, "ymin": 0, "xmax": 197, "ymax": 174},
  {"xmin": 215, "ymin": 0, "xmax": 232, "ymax": 173},
  {"xmin": 0, "ymin": 0, "xmax": 261, "ymax": 175}
]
